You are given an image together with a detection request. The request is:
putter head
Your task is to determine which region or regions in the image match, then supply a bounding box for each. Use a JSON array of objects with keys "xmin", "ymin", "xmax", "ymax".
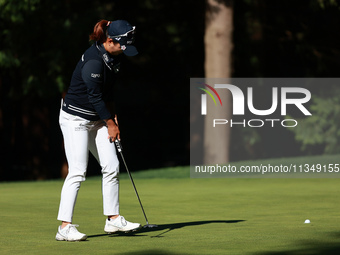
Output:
[{"xmin": 143, "ymin": 224, "xmax": 158, "ymax": 228}]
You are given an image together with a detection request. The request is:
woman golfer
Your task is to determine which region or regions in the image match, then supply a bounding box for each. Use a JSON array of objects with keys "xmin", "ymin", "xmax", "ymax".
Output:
[{"xmin": 56, "ymin": 19, "xmax": 141, "ymax": 241}]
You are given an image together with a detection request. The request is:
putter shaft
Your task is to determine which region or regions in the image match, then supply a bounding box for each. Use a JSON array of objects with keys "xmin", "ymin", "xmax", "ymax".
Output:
[{"xmin": 114, "ymin": 139, "xmax": 150, "ymax": 225}]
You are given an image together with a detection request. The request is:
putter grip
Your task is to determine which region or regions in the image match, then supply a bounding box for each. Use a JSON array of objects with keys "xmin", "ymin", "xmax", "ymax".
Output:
[{"xmin": 114, "ymin": 139, "xmax": 122, "ymax": 152}]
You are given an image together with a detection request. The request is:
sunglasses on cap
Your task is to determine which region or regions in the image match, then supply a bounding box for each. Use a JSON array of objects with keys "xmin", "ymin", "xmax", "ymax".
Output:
[{"xmin": 107, "ymin": 26, "xmax": 136, "ymax": 40}]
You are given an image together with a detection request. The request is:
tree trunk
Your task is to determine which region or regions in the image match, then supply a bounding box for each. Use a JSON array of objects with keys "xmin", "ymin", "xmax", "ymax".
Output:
[{"xmin": 204, "ymin": 0, "xmax": 233, "ymax": 164}]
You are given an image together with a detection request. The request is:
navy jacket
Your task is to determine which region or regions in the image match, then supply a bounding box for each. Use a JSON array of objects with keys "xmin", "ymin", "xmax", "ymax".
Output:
[{"xmin": 62, "ymin": 42, "xmax": 120, "ymax": 121}]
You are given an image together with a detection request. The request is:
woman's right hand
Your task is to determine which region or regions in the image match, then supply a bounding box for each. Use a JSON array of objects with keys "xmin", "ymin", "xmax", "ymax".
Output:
[{"xmin": 105, "ymin": 118, "xmax": 120, "ymax": 142}]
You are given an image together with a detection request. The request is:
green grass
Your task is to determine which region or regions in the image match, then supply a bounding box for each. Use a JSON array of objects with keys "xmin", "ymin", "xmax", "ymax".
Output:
[{"xmin": 1, "ymin": 155, "xmax": 340, "ymax": 254}]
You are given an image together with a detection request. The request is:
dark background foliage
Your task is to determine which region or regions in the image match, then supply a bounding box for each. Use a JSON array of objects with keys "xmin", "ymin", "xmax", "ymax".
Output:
[{"xmin": 1, "ymin": 0, "xmax": 339, "ymax": 181}]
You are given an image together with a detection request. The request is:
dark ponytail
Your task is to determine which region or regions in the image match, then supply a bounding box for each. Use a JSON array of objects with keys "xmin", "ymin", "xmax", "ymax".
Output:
[{"xmin": 89, "ymin": 20, "xmax": 109, "ymax": 43}]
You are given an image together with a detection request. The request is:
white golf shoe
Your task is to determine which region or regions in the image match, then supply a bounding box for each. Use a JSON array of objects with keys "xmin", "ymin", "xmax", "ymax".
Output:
[
  {"xmin": 104, "ymin": 216, "xmax": 141, "ymax": 233},
  {"xmin": 55, "ymin": 224, "xmax": 87, "ymax": 241}
]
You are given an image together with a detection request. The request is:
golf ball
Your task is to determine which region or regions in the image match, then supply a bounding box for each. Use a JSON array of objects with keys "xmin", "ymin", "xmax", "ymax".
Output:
[{"xmin": 304, "ymin": 219, "xmax": 310, "ymax": 224}]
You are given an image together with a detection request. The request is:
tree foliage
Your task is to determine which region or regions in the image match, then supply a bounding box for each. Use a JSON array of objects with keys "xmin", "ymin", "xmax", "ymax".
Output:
[
  {"xmin": 1, "ymin": 0, "xmax": 340, "ymax": 180},
  {"xmin": 0, "ymin": 0, "xmax": 204, "ymax": 180},
  {"xmin": 289, "ymin": 92, "xmax": 340, "ymax": 154},
  {"xmin": 230, "ymin": 0, "xmax": 340, "ymax": 161}
]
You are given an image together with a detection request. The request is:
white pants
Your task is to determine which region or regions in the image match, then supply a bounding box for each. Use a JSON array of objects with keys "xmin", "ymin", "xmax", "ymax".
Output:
[{"xmin": 57, "ymin": 109, "xmax": 119, "ymax": 222}]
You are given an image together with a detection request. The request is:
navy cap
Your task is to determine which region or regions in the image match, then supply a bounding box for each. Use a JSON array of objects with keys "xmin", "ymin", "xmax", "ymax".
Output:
[{"xmin": 106, "ymin": 20, "xmax": 138, "ymax": 56}]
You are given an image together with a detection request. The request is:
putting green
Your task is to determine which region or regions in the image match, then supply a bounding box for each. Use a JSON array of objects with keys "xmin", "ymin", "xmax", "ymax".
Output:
[{"xmin": 1, "ymin": 163, "xmax": 340, "ymax": 254}]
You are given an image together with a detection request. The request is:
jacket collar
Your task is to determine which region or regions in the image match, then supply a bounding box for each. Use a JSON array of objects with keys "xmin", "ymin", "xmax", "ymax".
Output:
[{"xmin": 95, "ymin": 42, "xmax": 117, "ymax": 71}]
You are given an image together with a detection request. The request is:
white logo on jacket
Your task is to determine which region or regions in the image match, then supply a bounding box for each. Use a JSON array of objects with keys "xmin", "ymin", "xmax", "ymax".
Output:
[
  {"xmin": 91, "ymin": 73, "xmax": 101, "ymax": 78},
  {"xmin": 103, "ymin": 53, "xmax": 109, "ymax": 62}
]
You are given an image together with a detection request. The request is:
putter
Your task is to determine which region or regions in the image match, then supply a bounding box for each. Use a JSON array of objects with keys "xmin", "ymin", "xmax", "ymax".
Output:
[{"xmin": 114, "ymin": 139, "xmax": 158, "ymax": 229}]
